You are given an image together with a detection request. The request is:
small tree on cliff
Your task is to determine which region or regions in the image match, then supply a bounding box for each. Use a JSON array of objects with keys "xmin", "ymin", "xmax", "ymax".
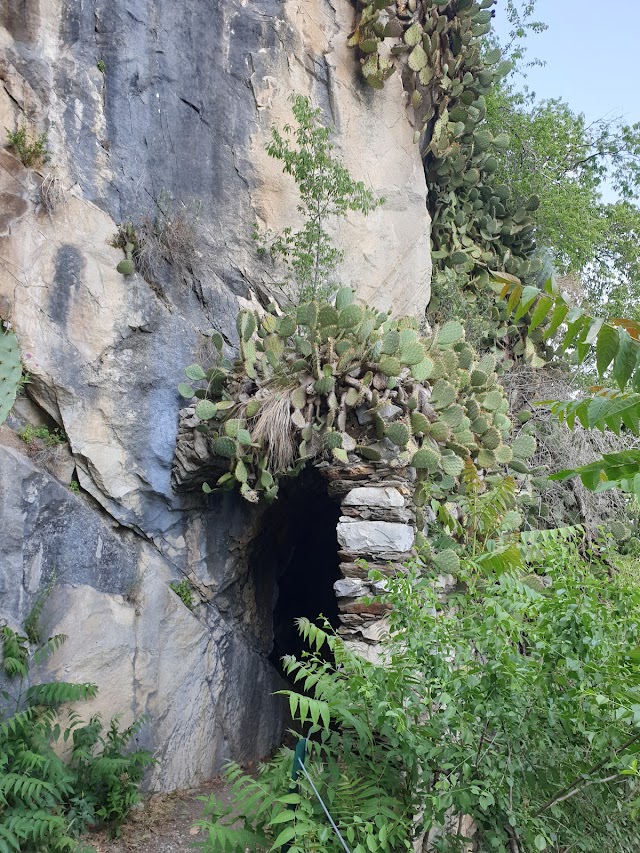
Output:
[{"xmin": 254, "ymin": 94, "xmax": 382, "ymax": 303}]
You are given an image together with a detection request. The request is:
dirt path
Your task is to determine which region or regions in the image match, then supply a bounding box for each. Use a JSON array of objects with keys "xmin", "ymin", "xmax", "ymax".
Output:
[{"xmin": 89, "ymin": 780, "xmax": 229, "ymax": 853}]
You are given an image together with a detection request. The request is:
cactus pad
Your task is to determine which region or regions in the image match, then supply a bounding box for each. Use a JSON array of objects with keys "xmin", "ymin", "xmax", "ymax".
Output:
[
  {"xmin": 434, "ymin": 550, "xmax": 460, "ymax": 575},
  {"xmin": 0, "ymin": 326, "xmax": 22, "ymax": 425},
  {"xmin": 411, "ymin": 411, "xmax": 430, "ymax": 435},
  {"xmin": 117, "ymin": 259, "xmax": 134, "ymax": 276},
  {"xmin": 323, "ymin": 430, "xmax": 343, "ymax": 450},
  {"xmin": 385, "ymin": 422, "xmax": 410, "ymax": 447},
  {"xmin": 212, "ymin": 436, "xmax": 237, "ymax": 458},
  {"xmin": 412, "ymin": 447, "xmax": 440, "ymax": 470},
  {"xmin": 379, "ymin": 356, "xmax": 401, "ymax": 377},
  {"xmin": 512, "ymin": 433, "xmax": 537, "ymax": 460}
]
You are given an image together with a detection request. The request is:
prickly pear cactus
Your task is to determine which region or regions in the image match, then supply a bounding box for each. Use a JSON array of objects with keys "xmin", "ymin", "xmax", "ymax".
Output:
[
  {"xmin": 0, "ymin": 324, "xmax": 22, "ymax": 425},
  {"xmin": 349, "ymin": 1, "xmax": 542, "ymax": 352},
  {"xmin": 178, "ymin": 289, "xmax": 517, "ymax": 504}
]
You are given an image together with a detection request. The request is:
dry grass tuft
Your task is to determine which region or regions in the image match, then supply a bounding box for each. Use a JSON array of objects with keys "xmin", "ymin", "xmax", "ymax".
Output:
[
  {"xmin": 135, "ymin": 193, "xmax": 201, "ymax": 283},
  {"xmin": 39, "ymin": 172, "xmax": 66, "ymax": 216},
  {"xmin": 250, "ymin": 388, "xmax": 296, "ymax": 473}
]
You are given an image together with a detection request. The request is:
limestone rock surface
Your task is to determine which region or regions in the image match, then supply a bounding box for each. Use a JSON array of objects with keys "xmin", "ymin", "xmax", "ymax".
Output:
[{"xmin": 0, "ymin": 0, "xmax": 430, "ymax": 790}]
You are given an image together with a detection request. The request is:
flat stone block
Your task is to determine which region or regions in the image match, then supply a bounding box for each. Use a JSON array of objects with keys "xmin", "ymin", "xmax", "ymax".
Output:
[
  {"xmin": 342, "ymin": 486, "xmax": 404, "ymax": 508},
  {"xmin": 334, "ymin": 577, "xmax": 369, "ymax": 599},
  {"xmin": 336, "ymin": 520, "xmax": 414, "ymax": 554}
]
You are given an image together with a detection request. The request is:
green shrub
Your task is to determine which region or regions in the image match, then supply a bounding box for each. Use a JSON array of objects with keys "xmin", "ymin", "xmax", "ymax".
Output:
[
  {"xmin": 0, "ymin": 627, "xmax": 154, "ymax": 849},
  {"xmin": 169, "ymin": 579, "xmax": 195, "ymax": 610},
  {"xmin": 5, "ymin": 125, "xmax": 50, "ymax": 168},
  {"xmin": 18, "ymin": 424, "xmax": 65, "ymax": 447},
  {"xmin": 196, "ymin": 537, "xmax": 640, "ymax": 852}
]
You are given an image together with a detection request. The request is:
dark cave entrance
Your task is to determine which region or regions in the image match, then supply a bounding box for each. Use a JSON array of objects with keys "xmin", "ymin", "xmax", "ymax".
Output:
[{"xmin": 248, "ymin": 466, "xmax": 341, "ymax": 674}]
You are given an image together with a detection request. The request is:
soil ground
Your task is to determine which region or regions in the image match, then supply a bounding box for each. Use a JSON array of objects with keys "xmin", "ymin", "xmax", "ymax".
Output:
[{"xmin": 89, "ymin": 780, "xmax": 230, "ymax": 853}]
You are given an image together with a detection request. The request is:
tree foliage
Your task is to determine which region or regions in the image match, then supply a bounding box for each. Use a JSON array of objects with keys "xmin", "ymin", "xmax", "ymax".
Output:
[
  {"xmin": 502, "ymin": 277, "xmax": 640, "ymax": 494},
  {"xmin": 254, "ymin": 95, "xmax": 381, "ymax": 302},
  {"xmin": 485, "ymin": 89, "xmax": 640, "ymax": 319},
  {"xmin": 196, "ymin": 542, "xmax": 640, "ymax": 853}
]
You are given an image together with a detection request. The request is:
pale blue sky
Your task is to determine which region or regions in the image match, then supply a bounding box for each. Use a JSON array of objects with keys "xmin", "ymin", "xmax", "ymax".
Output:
[{"xmin": 493, "ymin": 0, "xmax": 640, "ymax": 128}]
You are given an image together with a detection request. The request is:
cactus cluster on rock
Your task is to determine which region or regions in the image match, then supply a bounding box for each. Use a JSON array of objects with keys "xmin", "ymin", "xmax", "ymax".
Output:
[
  {"xmin": 0, "ymin": 324, "xmax": 22, "ymax": 425},
  {"xmin": 116, "ymin": 241, "xmax": 135, "ymax": 276},
  {"xmin": 178, "ymin": 288, "xmax": 536, "ymax": 503},
  {"xmin": 349, "ymin": 1, "xmax": 543, "ymax": 352}
]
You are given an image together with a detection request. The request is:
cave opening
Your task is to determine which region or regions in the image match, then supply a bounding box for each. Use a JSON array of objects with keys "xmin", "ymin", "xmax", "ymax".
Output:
[{"xmin": 248, "ymin": 465, "xmax": 341, "ymax": 675}]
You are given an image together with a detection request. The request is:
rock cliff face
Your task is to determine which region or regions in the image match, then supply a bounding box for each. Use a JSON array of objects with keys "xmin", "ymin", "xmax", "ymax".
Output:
[{"xmin": 0, "ymin": 0, "xmax": 430, "ymax": 789}]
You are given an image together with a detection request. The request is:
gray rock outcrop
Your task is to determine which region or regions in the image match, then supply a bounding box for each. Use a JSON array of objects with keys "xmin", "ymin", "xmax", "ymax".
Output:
[{"xmin": 0, "ymin": 0, "xmax": 431, "ymax": 790}]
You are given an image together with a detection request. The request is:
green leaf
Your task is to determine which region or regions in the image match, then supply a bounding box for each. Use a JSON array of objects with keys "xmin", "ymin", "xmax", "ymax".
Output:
[
  {"xmin": 612, "ymin": 329, "xmax": 639, "ymax": 390},
  {"xmin": 269, "ymin": 810, "xmax": 296, "ymax": 824},
  {"xmin": 528, "ymin": 295, "xmax": 554, "ymax": 334},
  {"xmin": 596, "ymin": 324, "xmax": 620, "ymax": 376},
  {"xmin": 543, "ymin": 301, "xmax": 569, "ymax": 340},
  {"xmin": 514, "ymin": 285, "xmax": 540, "ymax": 322},
  {"xmin": 271, "ymin": 825, "xmax": 296, "ymax": 849}
]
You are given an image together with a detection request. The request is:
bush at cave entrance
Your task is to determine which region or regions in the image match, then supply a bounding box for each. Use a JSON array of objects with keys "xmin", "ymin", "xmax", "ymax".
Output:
[{"xmin": 196, "ymin": 541, "xmax": 640, "ymax": 853}]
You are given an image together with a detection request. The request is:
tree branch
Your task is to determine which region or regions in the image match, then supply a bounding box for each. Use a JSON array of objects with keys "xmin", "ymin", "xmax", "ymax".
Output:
[{"xmin": 534, "ymin": 730, "xmax": 640, "ymax": 816}]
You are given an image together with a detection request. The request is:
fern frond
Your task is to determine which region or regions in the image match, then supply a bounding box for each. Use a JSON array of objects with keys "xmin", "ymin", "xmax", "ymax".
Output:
[
  {"xmin": 293, "ymin": 618, "xmax": 335, "ymax": 653},
  {"xmin": 0, "ymin": 708, "xmax": 38, "ymax": 738},
  {"xmin": 0, "ymin": 823, "xmax": 21, "ymax": 852},
  {"xmin": 520, "ymin": 526, "xmax": 585, "ymax": 562},
  {"xmin": 0, "ymin": 772, "xmax": 57, "ymax": 804},
  {"xmin": 462, "ymin": 458, "xmax": 483, "ymax": 495},
  {"xmin": 276, "ymin": 691, "xmax": 331, "ymax": 730},
  {"xmin": 1, "ymin": 627, "xmax": 28, "ymax": 679},
  {"xmin": 26, "ymin": 680, "xmax": 97, "ymax": 708},
  {"xmin": 471, "ymin": 542, "xmax": 523, "ymax": 575},
  {"xmin": 32, "ymin": 634, "xmax": 67, "ymax": 665},
  {"xmin": 193, "ymin": 818, "xmax": 266, "ymax": 852}
]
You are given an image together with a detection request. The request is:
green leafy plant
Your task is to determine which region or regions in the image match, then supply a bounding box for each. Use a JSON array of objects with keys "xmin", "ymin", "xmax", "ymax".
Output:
[
  {"xmin": 196, "ymin": 541, "xmax": 640, "ymax": 852},
  {"xmin": 96, "ymin": 60, "xmax": 105, "ymax": 74},
  {"xmin": 5, "ymin": 124, "xmax": 50, "ymax": 168},
  {"xmin": 169, "ymin": 579, "xmax": 195, "ymax": 611},
  {"xmin": 254, "ymin": 95, "xmax": 382, "ymax": 302},
  {"xmin": 113, "ymin": 193, "xmax": 201, "ymax": 282},
  {"xmin": 23, "ymin": 579, "xmax": 55, "ymax": 646},
  {"xmin": 67, "ymin": 713, "xmax": 152, "ymax": 832},
  {"xmin": 0, "ymin": 627, "xmax": 153, "ymax": 849},
  {"xmin": 69, "ymin": 481, "xmax": 80, "ymax": 494},
  {"xmin": 18, "ymin": 424, "xmax": 65, "ymax": 447}
]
